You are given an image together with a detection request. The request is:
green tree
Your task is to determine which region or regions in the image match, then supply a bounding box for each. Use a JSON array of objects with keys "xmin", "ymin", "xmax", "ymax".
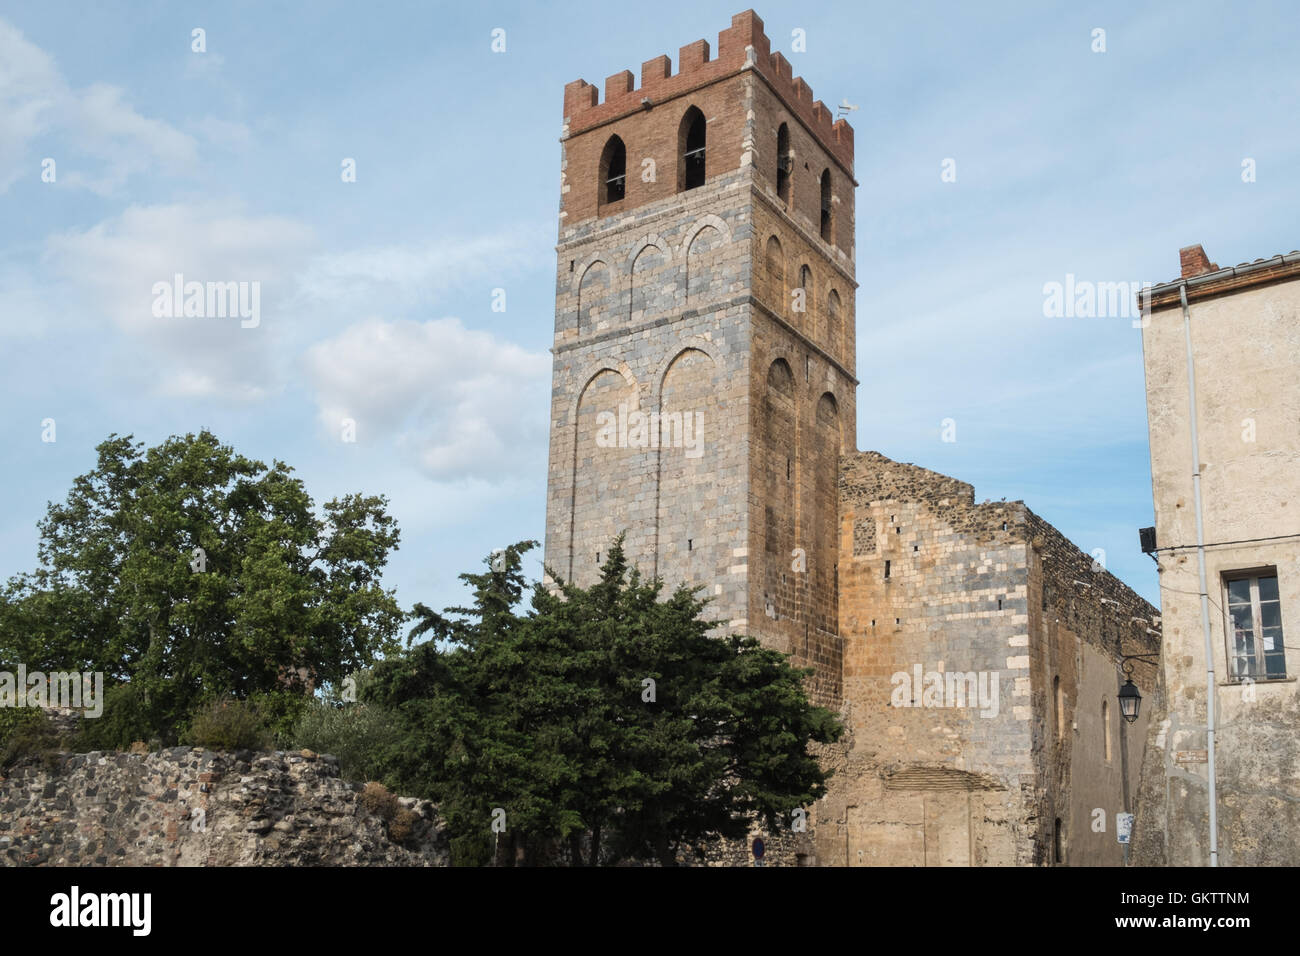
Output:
[
  {"xmin": 368, "ymin": 537, "xmax": 842, "ymax": 866},
  {"xmin": 0, "ymin": 430, "xmax": 404, "ymax": 746}
]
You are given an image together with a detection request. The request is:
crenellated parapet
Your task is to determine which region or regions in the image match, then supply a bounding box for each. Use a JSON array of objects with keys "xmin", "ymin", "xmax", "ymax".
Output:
[{"xmin": 563, "ymin": 10, "xmax": 853, "ymax": 173}]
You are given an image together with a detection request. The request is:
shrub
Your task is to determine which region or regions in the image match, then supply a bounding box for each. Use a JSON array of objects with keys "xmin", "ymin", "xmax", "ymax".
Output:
[
  {"xmin": 389, "ymin": 807, "xmax": 418, "ymax": 844},
  {"xmin": 0, "ymin": 708, "xmax": 63, "ymax": 770},
  {"xmin": 359, "ymin": 782, "xmax": 418, "ymax": 845},
  {"xmin": 183, "ymin": 698, "xmax": 273, "ymax": 751},
  {"xmin": 360, "ymin": 781, "xmax": 399, "ymax": 822},
  {"xmin": 73, "ymin": 683, "xmax": 155, "ymax": 752},
  {"xmin": 290, "ymin": 671, "xmax": 399, "ymax": 782},
  {"xmin": 251, "ymin": 688, "xmax": 313, "ymax": 749}
]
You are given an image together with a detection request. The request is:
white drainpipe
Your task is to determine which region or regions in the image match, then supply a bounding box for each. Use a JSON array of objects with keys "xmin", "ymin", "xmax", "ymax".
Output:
[{"xmin": 1179, "ymin": 280, "xmax": 1218, "ymax": 867}]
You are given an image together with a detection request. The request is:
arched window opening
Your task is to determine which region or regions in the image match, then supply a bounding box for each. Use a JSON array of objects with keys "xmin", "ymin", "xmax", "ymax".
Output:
[
  {"xmin": 1054, "ymin": 675, "xmax": 1064, "ymax": 741},
  {"xmin": 1103, "ymin": 699, "xmax": 1112, "ymax": 761},
  {"xmin": 681, "ymin": 107, "xmax": 706, "ymax": 191},
  {"xmin": 776, "ymin": 123, "xmax": 791, "ymax": 202},
  {"xmin": 601, "ymin": 136, "xmax": 626, "ymax": 204},
  {"xmin": 819, "ymin": 169, "xmax": 833, "ymax": 241}
]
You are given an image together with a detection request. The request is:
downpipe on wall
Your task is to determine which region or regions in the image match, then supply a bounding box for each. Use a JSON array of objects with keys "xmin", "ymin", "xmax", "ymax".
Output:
[{"xmin": 1179, "ymin": 281, "xmax": 1219, "ymax": 867}]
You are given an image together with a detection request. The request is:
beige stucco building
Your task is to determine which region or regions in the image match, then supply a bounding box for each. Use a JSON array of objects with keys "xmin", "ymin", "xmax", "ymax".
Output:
[{"xmin": 1131, "ymin": 244, "xmax": 1300, "ymax": 866}]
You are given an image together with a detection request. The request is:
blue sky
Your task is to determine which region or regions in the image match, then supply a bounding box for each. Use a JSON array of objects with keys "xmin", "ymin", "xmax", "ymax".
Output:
[{"xmin": 2, "ymin": 0, "xmax": 1297, "ymax": 614}]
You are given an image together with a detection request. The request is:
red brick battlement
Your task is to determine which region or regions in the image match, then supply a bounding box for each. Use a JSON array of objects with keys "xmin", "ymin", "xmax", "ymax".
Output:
[{"xmin": 563, "ymin": 9, "xmax": 854, "ymax": 172}]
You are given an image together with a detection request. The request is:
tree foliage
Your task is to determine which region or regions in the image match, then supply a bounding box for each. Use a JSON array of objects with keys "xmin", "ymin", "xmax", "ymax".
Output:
[
  {"xmin": 367, "ymin": 537, "xmax": 842, "ymax": 866},
  {"xmin": 0, "ymin": 431, "xmax": 404, "ymax": 746}
]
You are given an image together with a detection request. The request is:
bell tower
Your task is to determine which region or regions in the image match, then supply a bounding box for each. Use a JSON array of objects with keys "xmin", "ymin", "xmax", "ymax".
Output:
[{"xmin": 543, "ymin": 9, "xmax": 857, "ymax": 704}]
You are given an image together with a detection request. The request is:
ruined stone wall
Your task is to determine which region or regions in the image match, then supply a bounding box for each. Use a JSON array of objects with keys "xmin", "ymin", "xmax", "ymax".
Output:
[
  {"xmin": 0, "ymin": 749, "xmax": 447, "ymax": 867},
  {"xmin": 820, "ymin": 451, "xmax": 1035, "ymax": 865},
  {"xmin": 689, "ymin": 828, "xmax": 814, "ymax": 866},
  {"xmin": 1024, "ymin": 512, "xmax": 1159, "ymax": 866},
  {"xmin": 817, "ymin": 452, "xmax": 1160, "ymax": 866}
]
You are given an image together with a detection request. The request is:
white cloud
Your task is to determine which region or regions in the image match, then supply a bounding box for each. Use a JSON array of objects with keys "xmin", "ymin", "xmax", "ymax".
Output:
[
  {"xmin": 0, "ymin": 19, "xmax": 61, "ymax": 191},
  {"xmin": 298, "ymin": 227, "xmax": 549, "ymax": 313},
  {"xmin": 32, "ymin": 200, "xmax": 549, "ymax": 416},
  {"xmin": 189, "ymin": 115, "xmax": 252, "ymax": 150},
  {"xmin": 0, "ymin": 17, "xmax": 199, "ymax": 193},
  {"xmin": 304, "ymin": 316, "xmax": 550, "ymax": 482},
  {"xmin": 44, "ymin": 201, "xmax": 317, "ymax": 400}
]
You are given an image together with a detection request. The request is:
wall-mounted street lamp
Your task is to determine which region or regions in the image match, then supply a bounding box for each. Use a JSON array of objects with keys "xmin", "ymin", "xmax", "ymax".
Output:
[{"xmin": 1117, "ymin": 653, "xmax": 1159, "ymax": 723}]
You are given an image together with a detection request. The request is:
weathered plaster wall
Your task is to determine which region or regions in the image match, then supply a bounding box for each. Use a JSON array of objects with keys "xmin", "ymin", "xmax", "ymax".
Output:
[{"xmin": 1136, "ymin": 272, "xmax": 1300, "ymax": 866}]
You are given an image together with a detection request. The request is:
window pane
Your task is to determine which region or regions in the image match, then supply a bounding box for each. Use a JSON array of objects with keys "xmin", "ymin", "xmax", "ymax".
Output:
[
  {"xmin": 1258, "ymin": 575, "xmax": 1279, "ymax": 602},
  {"xmin": 1231, "ymin": 604, "xmax": 1255, "ymax": 635},
  {"xmin": 1261, "ymin": 625, "xmax": 1283, "ymax": 653},
  {"xmin": 1227, "ymin": 579, "xmax": 1252, "ymax": 604},
  {"xmin": 1230, "ymin": 622, "xmax": 1257, "ymax": 678},
  {"xmin": 1265, "ymin": 650, "xmax": 1287, "ymax": 679},
  {"xmin": 1261, "ymin": 601, "xmax": 1282, "ymax": 631}
]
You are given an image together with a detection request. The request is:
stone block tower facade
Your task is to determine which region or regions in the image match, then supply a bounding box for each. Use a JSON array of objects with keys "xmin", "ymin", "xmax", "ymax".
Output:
[
  {"xmin": 544, "ymin": 9, "xmax": 857, "ymax": 705},
  {"xmin": 544, "ymin": 10, "xmax": 1161, "ymax": 866}
]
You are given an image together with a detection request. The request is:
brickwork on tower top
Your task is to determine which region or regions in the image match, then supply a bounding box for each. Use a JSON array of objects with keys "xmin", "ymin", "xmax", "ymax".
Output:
[{"xmin": 562, "ymin": 10, "xmax": 855, "ymax": 175}]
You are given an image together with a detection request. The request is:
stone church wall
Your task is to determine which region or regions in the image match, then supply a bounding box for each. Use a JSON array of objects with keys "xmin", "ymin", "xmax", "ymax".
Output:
[{"xmin": 813, "ymin": 451, "xmax": 1159, "ymax": 866}]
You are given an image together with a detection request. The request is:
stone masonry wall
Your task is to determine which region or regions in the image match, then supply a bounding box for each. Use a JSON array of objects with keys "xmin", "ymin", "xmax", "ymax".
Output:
[
  {"xmin": 817, "ymin": 451, "xmax": 1160, "ymax": 866},
  {"xmin": 549, "ymin": 9, "xmax": 858, "ymax": 717},
  {"xmin": 545, "ymin": 168, "xmax": 754, "ymax": 628},
  {"xmin": 821, "ymin": 451, "xmax": 1035, "ymax": 866},
  {"xmin": 1024, "ymin": 512, "xmax": 1159, "ymax": 865},
  {"xmin": 0, "ymin": 748, "xmax": 448, "ymax": 867}
]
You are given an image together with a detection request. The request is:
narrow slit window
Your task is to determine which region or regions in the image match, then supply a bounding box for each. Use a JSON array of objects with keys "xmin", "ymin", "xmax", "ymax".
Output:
[
  {"xmin": 819, "ymin": 169, "xmax": 833, "ymax": 241},
  {"xmin": 776, "ymin": 122, "xmax": 791, "ymax": 202},
  {"xmin": 1103, "ymin": 700, "xmax": 1112, "ymax": 761}
]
